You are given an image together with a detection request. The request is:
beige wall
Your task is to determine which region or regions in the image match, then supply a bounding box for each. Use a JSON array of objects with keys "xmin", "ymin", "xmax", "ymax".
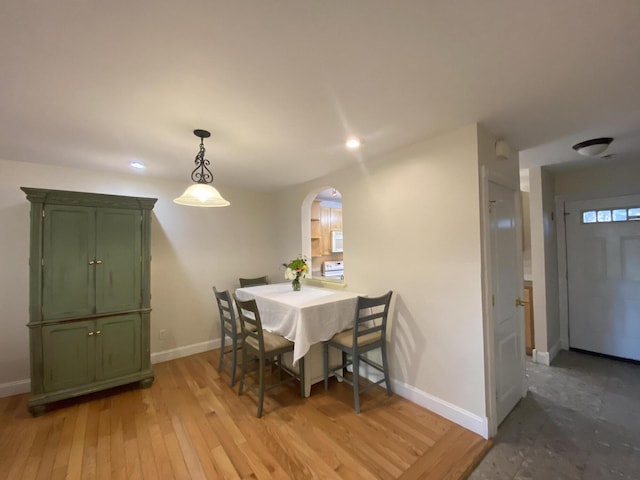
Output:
[
  {"xmin": 273, "ymin": 124, "xmax": 489, "ymax": 422},
  {"xmin": 1, "ymin": 124, "xmax": 508, "ymax": 435},
  {"xmin": 0, "ymin": 158, "xmax": 278, "ymax": 386},
  {"xmin": 553, "ymin": 159, "xmax": 640, "ymax": 198}
]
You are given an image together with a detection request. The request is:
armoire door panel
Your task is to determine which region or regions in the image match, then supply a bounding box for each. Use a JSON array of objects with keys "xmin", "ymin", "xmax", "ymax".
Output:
[
  {"xmin": 95, "ymin": 209, "xmax": 142, "ymax": 313},
  {"xmin": 42, "ymin": 321, "xmax": 95, "ymax": 391},
  {"xmin": 96, "ymin": 314, "xmax": 142, "ymax": 380},
  {"xmin": 42, "ymin": 206, "xmax": 96, "ymax": 319}
]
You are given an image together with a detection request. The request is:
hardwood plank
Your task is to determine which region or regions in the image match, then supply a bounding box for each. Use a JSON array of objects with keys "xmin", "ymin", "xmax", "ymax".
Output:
[
  {"xmin": 35, "ymin": 414, "xmax": 65, "ymax": 480},
  {"xmin": 95, "ymin": 408, "xmax": 112, "ymax": 480},
  {"xmin": 0, "ymin": 350, "xmax": 491, "ymax": 480},
  {"xmin": 66, "ymin": 402, "xmax": 89, "ymax": 480}
]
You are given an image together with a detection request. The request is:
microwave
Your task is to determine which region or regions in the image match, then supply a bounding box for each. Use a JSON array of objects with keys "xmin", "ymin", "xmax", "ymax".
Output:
[{"xmin": 331, "ymin": 231, "xmax": 343, "ymax": 253}]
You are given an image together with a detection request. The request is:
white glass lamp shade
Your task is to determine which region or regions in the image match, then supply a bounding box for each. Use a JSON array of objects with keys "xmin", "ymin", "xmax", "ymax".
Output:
[
  {"xmin": 572, "ymin": 137, "xmax": 613, "ymax": 157},
  {"xmin": 173, "ymin": 184, "xmax": 230, "ymax": 207}
]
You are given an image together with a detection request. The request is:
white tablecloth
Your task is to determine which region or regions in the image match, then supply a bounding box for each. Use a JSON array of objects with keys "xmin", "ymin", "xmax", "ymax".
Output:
[{"xmin": 235, "ymin": 283, "xmax": 361, "ymax": 364}]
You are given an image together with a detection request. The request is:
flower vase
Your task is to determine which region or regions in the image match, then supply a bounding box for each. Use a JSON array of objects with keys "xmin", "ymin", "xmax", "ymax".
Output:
[{"xmin": 292, "ymin": 278, "xmax": 301, "ymax": 291}]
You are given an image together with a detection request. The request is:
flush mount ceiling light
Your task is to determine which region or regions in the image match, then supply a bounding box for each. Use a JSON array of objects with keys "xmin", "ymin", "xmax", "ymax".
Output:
[
  {"xmin": 572, "ymin": 137, "xmax": 614, "ymax": 157},
  {"xmin": 174, "ymin": 129, "xmax": 230, "ymax": 207}
]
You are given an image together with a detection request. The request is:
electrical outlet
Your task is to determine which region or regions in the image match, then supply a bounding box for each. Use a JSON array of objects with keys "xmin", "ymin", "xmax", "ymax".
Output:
[{"xmin": 159, "ymin": 329, "xmax": 167, "ymax": 341}]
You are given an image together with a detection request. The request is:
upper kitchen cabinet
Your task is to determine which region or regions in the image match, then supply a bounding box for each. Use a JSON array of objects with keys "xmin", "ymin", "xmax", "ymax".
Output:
[
  {"xmin": 21, "ymin": 187, "xmax": 156, "ymax": 415},
  {"xmin": 330, "ymin": 208, "xmax": 342, "ymax": 231},
  {"xmin": 310, "ymin": 200, "xmax": 322, "ymax": 257},
  {"xmin": 321, "ymin": 206, "xmax": 342, "ymax": 255}
]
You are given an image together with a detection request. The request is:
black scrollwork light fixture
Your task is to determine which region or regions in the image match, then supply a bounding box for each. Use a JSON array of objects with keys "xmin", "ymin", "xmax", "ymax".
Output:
[{"xmin": 173, "ymin": 129, "xmax": 230, "ymax": 207}]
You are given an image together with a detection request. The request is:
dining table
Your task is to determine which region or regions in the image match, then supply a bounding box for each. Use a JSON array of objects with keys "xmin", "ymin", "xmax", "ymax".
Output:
[{"xmin": 235, "ymin": 282, "xmax": 362, "ymax": 396}]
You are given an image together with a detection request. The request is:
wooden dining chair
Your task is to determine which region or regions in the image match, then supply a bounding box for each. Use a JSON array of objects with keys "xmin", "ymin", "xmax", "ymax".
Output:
[
  {"xmin": 233, "ymin": 294, "xmax": 304, "ymax": 417},
  {"xmin": 239, "ymin": 275, "xmax": 269, "ymax": 288},
  {"xmin": 212, "ymin": 287, "xmax": 243, "ymax": 387},
  {"xmin": 323, "ymin": 291, "xmax": 393, "ymax": 413}
]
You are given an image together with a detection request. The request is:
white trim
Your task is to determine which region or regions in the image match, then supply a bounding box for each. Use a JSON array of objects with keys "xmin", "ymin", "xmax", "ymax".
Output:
[
  {"xmin": 531, "ymin": 343, "xmax": 560, "ymax": 366},
  {"xmin": 480, "ymin": 165, "xmax": 498, "ymax": 437},
  {"xmin": 549, "ymin": 341, "xmax": 561, "ymax": 363},
  {"xmin": 0, "ymin": 378, "xmax": 31, "ymax": 398},
  {"xmin": 151, "ymin": 339, "xmax": 220, "ymax": 365},
  {"xmin": 391, "ymin": 378, "xmax": 490, "ymax": 439},
  {"xmin": 353, "ymin": 360, "xmax": 489, "ymax": 438}
]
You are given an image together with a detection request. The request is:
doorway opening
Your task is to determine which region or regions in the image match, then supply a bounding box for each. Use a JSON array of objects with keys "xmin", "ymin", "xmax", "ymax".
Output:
[{"xmin": 301, "ymin": 187, "xmax": 344, "ymax": 282}]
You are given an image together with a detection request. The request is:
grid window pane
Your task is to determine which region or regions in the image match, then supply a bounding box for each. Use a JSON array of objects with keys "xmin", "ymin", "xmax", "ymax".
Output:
[
  {"xmin": 612, "ymin": 209, "xmax": 627, "ymax": 222},
  {"xmin": 597, "ymin": 210, "xmax": 612, "ymax": 222},
  {"xmin": 629, "ymin": 208, "xmax": 640, "ymax": 219},
  {"xmin": 583, "ymin": 211, "xmax": 597, "ymax": 223}
]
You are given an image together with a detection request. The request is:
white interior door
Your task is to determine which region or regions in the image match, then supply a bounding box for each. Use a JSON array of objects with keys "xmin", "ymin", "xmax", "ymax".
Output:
[
  {"xmin": 489, "ymin": 181, "xmax": 525, "ymax": 425},
  {"xmin": 565, "ymin": 195, "xmax": 640, "ymax": 361}
]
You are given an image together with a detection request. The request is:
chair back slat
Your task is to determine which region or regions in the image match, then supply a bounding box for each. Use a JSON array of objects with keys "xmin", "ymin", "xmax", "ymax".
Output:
[
  {"xmin": 213, "ymin": 287, "xmax": 238, "ymax": 336},
  {"xmin": 239, "ymin": 276, "xmax": 269, "ymax": 288},
  {"xmin": 353, "ymin": 291, "xmax": 393, "ymax": 342},
  {"xmin": 233, "ymin": 295, "xmax": 264, "ymax": 347}
]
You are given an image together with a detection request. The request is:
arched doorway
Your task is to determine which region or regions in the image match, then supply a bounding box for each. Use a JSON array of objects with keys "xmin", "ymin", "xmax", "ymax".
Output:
[{"xmin": 301, "ymin": 187, "xmax": 344, "ymax": 282}]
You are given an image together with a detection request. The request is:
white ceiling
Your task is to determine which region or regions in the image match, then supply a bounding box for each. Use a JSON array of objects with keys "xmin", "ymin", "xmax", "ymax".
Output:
[{"xmin": 2, "ymin": 1, "xmax": 640, "ymax": 191}]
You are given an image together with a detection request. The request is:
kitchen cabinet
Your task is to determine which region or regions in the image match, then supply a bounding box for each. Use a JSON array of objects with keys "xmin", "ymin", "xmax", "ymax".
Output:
[
  {"xmin": 524, "ymin": 281, "xmax": 534, "ymax": 355},
  {"xmin": 22, "ymin": 187, "xmax": 156, "ymax": 415},
  {"xmin": 311, "ymin": 200, "xmax": 322, "ymax": 257},
  {"xmin": 330, "ymin": 208, "xmax": 342, "ymax": 231},
  {"xmin": 321, "ymin": 206, "xmax": 342, "ymax": 255}
]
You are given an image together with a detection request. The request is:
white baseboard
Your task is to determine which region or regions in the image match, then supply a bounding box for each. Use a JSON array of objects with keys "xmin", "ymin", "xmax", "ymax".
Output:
[
  {"xmin": 358, "ymin": 361, "xmax": 488, "ymax": 438},
  {"xmin": 532, "ymin": 348, "xmax": 549, "ymax": 365},
  {"xmin": 391, "ymin": 378, "xmax": 489, "ymax": 439},
  {"xmin": 0, "ymin": 339, "xmax": 223, "ymax": 399},
  {"xmin": 150, "ymin": 339, "xmax": 221, "ymax": 365},
  {"xmin": 532, "ymin": 341, "xmax": 562, "ymax": 366},
  {"xmin": 0, "ymin": 378, "xmax": 31, "ymax": 398}
]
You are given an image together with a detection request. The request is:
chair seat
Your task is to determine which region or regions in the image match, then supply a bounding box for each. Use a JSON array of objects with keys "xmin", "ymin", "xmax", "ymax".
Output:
[
  {"xmin": 330, "ymin": 329, "xmax": 381, "ymax": 348},
  {"xmin": 245, "ymin": 330, "xmax": 293, "ymax": 353}
]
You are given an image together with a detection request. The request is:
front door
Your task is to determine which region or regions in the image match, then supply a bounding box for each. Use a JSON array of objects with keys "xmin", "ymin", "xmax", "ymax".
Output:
[
  {"xmin": 489, "ymin": 180, "xmax": 525, "ymax": 425},
  {"xmin": 565, "ymin": 195, "xmax": 640, "ymax": 360}
]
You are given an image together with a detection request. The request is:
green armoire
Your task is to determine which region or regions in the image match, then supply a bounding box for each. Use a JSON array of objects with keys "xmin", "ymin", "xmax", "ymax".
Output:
[{"xmin": 22, "ymin": 188, "xmax": 157, "ymax": 415}]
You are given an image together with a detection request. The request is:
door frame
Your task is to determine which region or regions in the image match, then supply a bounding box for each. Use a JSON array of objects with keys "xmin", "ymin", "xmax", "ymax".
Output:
[{"xmin": 480, "ymin": 166, "xmax": 526, "ymax": 437}]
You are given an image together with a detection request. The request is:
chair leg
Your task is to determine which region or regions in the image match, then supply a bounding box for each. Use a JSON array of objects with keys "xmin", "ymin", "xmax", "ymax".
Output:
[
  {"xmin": 218, "ymin": 332, "xmax": 226, "ymax": 372},
  {"xmin": 353, "ymin": 353, "xmax": 361, "ymax": 414},
  {"xmin": 323, "ymin": 342, "xmax": 329, "ymax": 390},
  {"xmin": 299, "ymin": 356, "xmax": 305, "ymax": 398},
  {"xmin": 229, "ymin": 335, "xmax": 237, "ymax": 387},
  {"xmin": 381, "ymin": 343, "xmax": 392, "ymax": 396},
  {"xmin": 342, "ymin": 351, "xmax": 348, "ymax": 377},
  {"xmin": 277, "ymin": 354, "xmax": 282, "ymax": 381},
  {"xmin": 257, "ymin": 356, "xmax": 265, "ymax": 418},
  {"xmin": 238, "ymin": 343, "xmax": 247, "ymax": 396}
]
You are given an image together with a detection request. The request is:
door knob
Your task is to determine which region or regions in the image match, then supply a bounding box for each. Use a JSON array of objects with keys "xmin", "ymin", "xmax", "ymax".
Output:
[{"xmin": 515, "ymin": 298, "xmax": 527, "ymax": 307}]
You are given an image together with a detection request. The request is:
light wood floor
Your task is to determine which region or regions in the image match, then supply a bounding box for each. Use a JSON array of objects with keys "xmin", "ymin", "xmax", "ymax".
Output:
[{"xmin": 0, "ymin": 350, "xmax": 491, "ymax": 479}]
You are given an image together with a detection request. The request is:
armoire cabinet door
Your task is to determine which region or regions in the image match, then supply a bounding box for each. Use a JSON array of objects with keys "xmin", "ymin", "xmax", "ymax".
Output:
[
  {"xmin": 42, "ymin": 320, "xmax": 95, "ymax": 391},
  {"xmin": 96, "ymin": 314, "xmax": 142, "ymax": 380},
  {"xmin": 42, "ymin": 206, "xmax": 96, "ymax": 320},
  {"xmin": 95, "ymin": 209, "xmax": 142, "ymax": 313}
]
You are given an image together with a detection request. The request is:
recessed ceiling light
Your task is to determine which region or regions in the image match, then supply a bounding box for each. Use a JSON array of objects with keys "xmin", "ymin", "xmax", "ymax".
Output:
[
  {"xmin": 130, "ymin": 161, "xmax": 146, "ymax": 169},
  {"xmin": 345, "ymin": 137, "xmax": 362, "ymax": 150}
]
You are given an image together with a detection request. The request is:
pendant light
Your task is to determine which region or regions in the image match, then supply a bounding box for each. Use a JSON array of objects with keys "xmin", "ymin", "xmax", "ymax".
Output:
[{"xmin": 174, "ymin": 129, "xmax": 230, "ymax": 207}]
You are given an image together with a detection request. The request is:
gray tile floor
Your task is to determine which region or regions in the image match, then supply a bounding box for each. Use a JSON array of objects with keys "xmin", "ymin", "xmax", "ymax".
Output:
[{"xmin": 470, "ymin": 350, "xmax": 640, "ymax": 480}]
